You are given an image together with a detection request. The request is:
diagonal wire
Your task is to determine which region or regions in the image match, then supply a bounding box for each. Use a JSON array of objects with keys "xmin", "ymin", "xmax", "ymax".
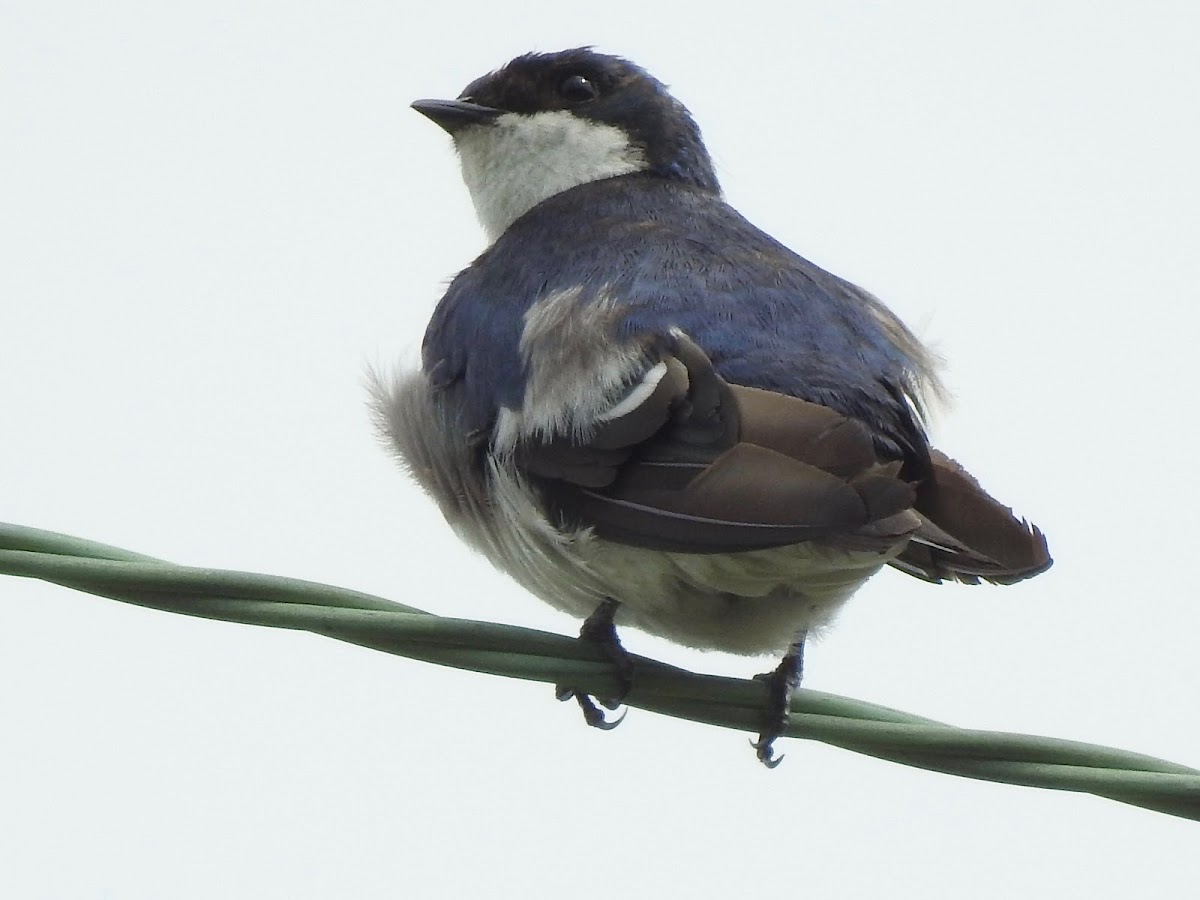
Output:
[{"xmin": 2, "ymin": 521, "xmax": 1197, "ymax": 822}]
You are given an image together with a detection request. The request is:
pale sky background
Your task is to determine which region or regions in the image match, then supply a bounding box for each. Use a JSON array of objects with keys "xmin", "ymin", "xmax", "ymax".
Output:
[{"xmin": 3, "ymin": 2, "xmax": 1199, "ymax": 897}]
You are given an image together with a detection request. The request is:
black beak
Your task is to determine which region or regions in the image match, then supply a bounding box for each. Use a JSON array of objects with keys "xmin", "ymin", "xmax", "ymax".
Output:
[{"xmin": 411, "ymin": 98, "xmax": 503, "ymax": 134}]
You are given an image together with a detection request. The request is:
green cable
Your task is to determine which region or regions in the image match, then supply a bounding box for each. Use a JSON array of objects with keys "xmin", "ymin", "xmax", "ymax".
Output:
[{"xmin": 2, "ymin": 522, "xmax": 1196, "ymax": 822}]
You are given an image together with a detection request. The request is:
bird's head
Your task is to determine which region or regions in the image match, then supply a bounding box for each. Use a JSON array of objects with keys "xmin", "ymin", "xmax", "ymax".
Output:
[{"xmin": 412, "ymin": 48, "xmax": 720, "ymax": 240}]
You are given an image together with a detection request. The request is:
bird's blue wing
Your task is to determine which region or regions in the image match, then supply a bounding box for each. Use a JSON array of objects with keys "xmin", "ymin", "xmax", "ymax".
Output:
[{"xmin": 425, "ymin": 174, "xmax": 936, "ymax": 477}]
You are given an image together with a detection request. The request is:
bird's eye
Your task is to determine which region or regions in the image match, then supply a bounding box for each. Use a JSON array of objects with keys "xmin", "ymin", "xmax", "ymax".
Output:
[{"xmin": 559, "ymin": 74, "xmax": 599, "ymax": 103}]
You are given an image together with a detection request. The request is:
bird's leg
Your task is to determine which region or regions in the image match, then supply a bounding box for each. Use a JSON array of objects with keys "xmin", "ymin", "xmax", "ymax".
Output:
[
  {"xmin": 555, "ymin": 597, "xmax": 634, "ymax": 730},
  {"xmin": 750, "ymin": 634, "xmax": 806, "ymax": 768}
]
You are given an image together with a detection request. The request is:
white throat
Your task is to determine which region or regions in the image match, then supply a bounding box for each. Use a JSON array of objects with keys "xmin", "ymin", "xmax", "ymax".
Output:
[{"xmin": 453, "ymin": 110, "xmax": 648, "ymax": 242}]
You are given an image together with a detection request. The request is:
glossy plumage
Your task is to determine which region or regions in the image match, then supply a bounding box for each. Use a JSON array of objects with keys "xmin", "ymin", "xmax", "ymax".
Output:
[{"xmin": 375, "ymin": 48, "xmax": 1051, "ymax": 661}]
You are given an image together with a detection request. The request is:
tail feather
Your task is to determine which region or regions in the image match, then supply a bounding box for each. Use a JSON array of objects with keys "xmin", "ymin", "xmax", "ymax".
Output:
[{"xmin": 890, "ymin": 449, "xmax": 1052, "ymax": 585}]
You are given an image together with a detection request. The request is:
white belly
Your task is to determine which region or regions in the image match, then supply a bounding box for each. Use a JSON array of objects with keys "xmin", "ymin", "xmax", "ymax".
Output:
[{"xmin": 371, "ymin": 368, "xmax": 902, "ymax": 656}]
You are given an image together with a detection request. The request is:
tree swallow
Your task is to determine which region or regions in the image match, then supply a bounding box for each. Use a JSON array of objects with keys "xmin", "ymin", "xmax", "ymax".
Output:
[{"xmin": 373, "ymin": 48, "xmax": 1052, "ymax": 765}]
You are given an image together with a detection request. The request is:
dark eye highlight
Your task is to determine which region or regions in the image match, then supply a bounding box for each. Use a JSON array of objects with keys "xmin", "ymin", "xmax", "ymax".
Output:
[{"xmin": 558, "ymin": 74, "xmax": 599, "ymax": 103}]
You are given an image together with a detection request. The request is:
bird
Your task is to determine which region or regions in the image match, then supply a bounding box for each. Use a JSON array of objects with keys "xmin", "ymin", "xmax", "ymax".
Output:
[{"xmin": 372, "ymin": 47, "xmax": 1052, "ymax": 765}]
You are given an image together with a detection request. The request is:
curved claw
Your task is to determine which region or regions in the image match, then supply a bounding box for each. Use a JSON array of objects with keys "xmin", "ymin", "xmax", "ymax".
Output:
[
  {"xmin": 556, "ymin": 686, "xmax": 628, "ymax": 730},
  {"xmin": 589, "ymin": 706, "xmax": 628, "ymax": 731},
  {"xmin": 750, "ymin": 736, "xmax": 785, "ymax": 769}
]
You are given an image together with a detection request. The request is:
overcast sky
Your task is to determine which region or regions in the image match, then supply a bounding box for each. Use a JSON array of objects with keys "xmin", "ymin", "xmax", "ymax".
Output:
[{"xmin": 3, "ymin": 2, "xmax": 1198, "ymax": 897}]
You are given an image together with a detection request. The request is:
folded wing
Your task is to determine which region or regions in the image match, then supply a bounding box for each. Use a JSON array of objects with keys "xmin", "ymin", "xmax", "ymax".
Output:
[
  {"xmin": 517, "ymin": 331, "xmax": 1050, "ymax": 582},
  {"xmin": 521, "ymin": 333, "xmax": 918, "ymax": 554}
]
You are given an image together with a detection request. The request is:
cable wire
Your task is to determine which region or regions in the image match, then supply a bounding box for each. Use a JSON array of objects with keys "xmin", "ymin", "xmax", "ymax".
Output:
[{"xmin": 2, "ymin": 521, "xmax": 1196, "ymax": 821}]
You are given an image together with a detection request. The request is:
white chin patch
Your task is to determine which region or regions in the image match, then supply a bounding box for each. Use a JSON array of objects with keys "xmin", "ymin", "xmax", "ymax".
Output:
[{"xmin": 454, "ymin": 110, "xmax": 648, "ymax": 242}]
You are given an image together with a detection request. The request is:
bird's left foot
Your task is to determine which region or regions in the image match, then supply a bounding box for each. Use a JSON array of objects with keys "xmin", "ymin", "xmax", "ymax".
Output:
[
  {"xmin": 750, "ymin": 638, "xmax": 806, "ymax": 768},
  {"xmin": 555, "ymin": 598, "xmax": 634, "ymax": 730}
]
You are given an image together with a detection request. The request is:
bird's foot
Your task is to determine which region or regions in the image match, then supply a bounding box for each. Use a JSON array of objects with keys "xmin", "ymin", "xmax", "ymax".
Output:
[
  {"xmin": 554, "ymin": 686, "xmax": 627, "ymax": 730},
  {"xmin": 749, "ymin": 637, "xmax": 806, "ymax": 768},
  {"xmin": 555, "ymin": 598, "xmax": 634, "ymax": 730}
]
